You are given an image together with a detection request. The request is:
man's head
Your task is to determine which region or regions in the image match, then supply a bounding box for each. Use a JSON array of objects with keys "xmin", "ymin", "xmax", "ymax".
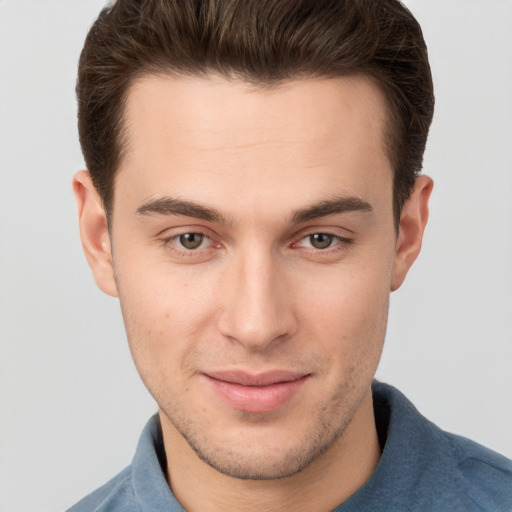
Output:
[
  {"xmin": 77, "ymin": 0, "xmax": 433, "ymax": 225},
  {"xmin": 73, "ymin": 0, "xmax": 434, "ymax": 497}
]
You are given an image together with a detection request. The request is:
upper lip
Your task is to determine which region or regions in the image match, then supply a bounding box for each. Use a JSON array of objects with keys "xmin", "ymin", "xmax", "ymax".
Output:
[{"xmin": 204, "ymin": 370, "xmax": 309, "ymax": 386}]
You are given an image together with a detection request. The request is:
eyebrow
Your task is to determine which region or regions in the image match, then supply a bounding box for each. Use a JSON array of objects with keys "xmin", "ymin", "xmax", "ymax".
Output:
[
  {"xmin": 136, "ymin": 198, "xmax": 229, "ymax": 224},
  {"xmin": 136, "ymin": 195, "xmax": 373, "ymax": 224},
  {"xmin": 291, "ymin": 196, "xmax": 373, "ymax": 223}
]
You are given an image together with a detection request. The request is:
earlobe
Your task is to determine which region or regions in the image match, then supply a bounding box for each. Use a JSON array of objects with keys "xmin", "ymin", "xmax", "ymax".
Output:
[
  {"xmin": 391, "ymin": 175, "xmax": 433, "ymax": 291},
  {"xmin": 73, "ymin": 170, "xmax": 119, "ymax": 297}
]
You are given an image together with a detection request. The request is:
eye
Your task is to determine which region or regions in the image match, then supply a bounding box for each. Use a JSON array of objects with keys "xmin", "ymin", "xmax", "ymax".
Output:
[
  {"xmin": 292, "ymin": 231, "xmax": 353, "ymax": 256},
  {"xmin": 307, "ymin": 233, "xmax": 335, "ymax": 249},
  {"xmin": 178, "ymin": 233, "xmax": 206, "ymax": 250},
  {"xmin": 161, "ymin": 231, "xmax": 214, "ymax": 253},
  {"xmin": 159, "ymin": 229, "xmax": 221, "ymax": 262},
  {"xmin": 298, "ymin": 233, "xmax": 341, "ymax": 250}
]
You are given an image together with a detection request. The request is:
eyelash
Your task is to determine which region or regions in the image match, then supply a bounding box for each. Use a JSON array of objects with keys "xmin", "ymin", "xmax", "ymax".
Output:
[
  {"xmin": 160, "ymin": 230, "xmax": 217, "ymax": 257},
  {"xmin": 160, "ymin": 229, "xmax": 353, "ymax": 259},
  {"xmin": 293, "ymin": 233, "xmax": 354, "ymax": 253}
]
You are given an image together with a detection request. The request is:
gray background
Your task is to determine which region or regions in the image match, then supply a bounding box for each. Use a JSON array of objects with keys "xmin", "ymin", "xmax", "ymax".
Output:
[{"xmin": 1, "ymin": 1, "xmax": 511, "ymax": 511}]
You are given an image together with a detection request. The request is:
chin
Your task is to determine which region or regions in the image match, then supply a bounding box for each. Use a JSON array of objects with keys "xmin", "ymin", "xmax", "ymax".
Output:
[
  {"xmin": 189, "ymin": 442, "xmax": 322, "ymax": 480},
  {"xmin": 171, "ymin": 410, "xmax": 352, "ymax": 481}
]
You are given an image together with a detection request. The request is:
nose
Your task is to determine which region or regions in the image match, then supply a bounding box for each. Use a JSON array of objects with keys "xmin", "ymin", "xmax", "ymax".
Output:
[{"xmin": 217, "ymin": 249, "xmax": 297, "ymax": 351}]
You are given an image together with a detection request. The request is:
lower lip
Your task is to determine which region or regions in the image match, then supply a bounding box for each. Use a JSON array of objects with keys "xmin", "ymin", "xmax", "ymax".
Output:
[{"xmin": 205, "ymin": 375, "xmax": 309, "ymax": 413}]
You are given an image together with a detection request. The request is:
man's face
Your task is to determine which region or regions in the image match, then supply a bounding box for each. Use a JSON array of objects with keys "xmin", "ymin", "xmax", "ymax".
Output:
[{"xmin": 78, "ymin": 74, "xmax": 426, "ymax": 479}]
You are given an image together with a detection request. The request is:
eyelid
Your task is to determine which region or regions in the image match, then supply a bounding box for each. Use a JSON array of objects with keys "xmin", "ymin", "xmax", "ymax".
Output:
[
  {"xmin": 155, "ymin": 223, "xmax": 212, "ymax": 238},
  {"xmin": 157, "ymin": 224, "xmax": 216, "ymax": 240},
  {"xmin": 159, "ymin": 226, "xmax": 222, "ymax": 255},
  {"xmin": 289, "ymin": 228, "xmax": 355, "ymax": 257},
  {"xmin": 291, "ymin": 225, "xmax": 354, "ymax": 243},
  {"xmin": 157, "ymin": 225, "xmax": 354, "ymax": 259},
  {"xmin": 295, "ymin": 233, "xmax": 352, "ymax": 247}
]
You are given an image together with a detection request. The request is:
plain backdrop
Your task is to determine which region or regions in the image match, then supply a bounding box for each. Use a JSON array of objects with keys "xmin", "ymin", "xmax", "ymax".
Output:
[{"xmin": 1, "ymin": 1, "xmax": 511, "ymax": 511}]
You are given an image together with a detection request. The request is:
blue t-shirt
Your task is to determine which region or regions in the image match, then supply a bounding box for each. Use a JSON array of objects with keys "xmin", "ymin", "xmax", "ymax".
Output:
[{"xmin": 67, "ymin": 382, "xmax": 512, "ymax": 511}]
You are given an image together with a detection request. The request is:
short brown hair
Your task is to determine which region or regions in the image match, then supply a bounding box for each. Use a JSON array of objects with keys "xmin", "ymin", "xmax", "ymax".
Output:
[{"xmin": 77, "ymin": 0, "xmax": 434, "ymax": 223}]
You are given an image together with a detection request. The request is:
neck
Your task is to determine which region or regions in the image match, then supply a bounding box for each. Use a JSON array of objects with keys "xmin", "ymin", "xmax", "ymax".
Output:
[{"xmin": 160, "ymin": 389, "xmax": 380, "ymax": 512}]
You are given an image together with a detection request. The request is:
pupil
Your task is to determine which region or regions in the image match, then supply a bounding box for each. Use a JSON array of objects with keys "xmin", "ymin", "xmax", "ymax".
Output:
[
  {"xmin": 180, "ymin": 233, "xmax": 204, "ymax": 249},
  {"xmin": 310, "ymin": 233, "xmax": 332, "ymax": 249}
]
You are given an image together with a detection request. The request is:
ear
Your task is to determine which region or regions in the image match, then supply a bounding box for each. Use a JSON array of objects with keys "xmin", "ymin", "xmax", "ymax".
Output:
[
  {"xmin": 73, "ymin": 170, "xmax": 118, "ymax": 297},
  {"xmin": 391, "ymin": 175, "xmax": 433, "ymax": 291}
]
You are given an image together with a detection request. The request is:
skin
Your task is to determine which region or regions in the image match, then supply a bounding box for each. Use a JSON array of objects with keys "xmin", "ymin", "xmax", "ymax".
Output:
[{"xmin": 74, "ymin": 74, "xmax": 432, "ymax": 511}]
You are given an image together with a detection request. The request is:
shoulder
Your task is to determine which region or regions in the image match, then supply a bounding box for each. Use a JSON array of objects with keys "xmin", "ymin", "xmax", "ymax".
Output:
[
  {"xmin": 445, "ymin": 431, "xmax": 512, "ymax": 511},
  {"xmin": 66, "ymin": 466, "xmax": 137, "ymax": 512},
  {"xmin": 65, "ymin": 415, "xmax": 179, "ymax": 511},
  {"xmin": 370, "ymin": 382, "xmax": 512, "ymax": 511}
]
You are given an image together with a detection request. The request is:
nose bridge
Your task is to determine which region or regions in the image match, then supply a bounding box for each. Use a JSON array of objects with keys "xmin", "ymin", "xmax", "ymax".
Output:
[{"xmin": 218, "ymin": 243, "xmax": 295, "ymax": 349}]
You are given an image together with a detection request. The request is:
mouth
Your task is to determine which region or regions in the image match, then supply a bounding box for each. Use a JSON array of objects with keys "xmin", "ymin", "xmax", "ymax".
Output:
[{"xmin": 203, "ymin": 370, "xmax": 311, "ymax": 413}]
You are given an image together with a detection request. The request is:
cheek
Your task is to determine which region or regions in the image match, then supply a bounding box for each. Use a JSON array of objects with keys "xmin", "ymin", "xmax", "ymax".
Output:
[
  {"xmin": 299, "ymin": 259, "xmax": 391, "ymax": 371},
  {"xmin": 114, "ymin": 260, "xmax": 219, "ymax": 378}
]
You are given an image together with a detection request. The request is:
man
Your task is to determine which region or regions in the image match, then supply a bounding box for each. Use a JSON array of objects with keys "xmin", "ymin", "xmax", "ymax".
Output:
[{"xmin": 68, "ymin": 0, "xmax": 512, "ymax": 510}]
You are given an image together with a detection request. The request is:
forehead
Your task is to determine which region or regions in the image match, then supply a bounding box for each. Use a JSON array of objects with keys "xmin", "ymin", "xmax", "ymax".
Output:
[
  {"xmin": 123, "ymin": 73, "xmax": 389, "ymax": 154},
  {"xmin": 116, "ymin": 74, "xmax": 392, "ymax": 218}
]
